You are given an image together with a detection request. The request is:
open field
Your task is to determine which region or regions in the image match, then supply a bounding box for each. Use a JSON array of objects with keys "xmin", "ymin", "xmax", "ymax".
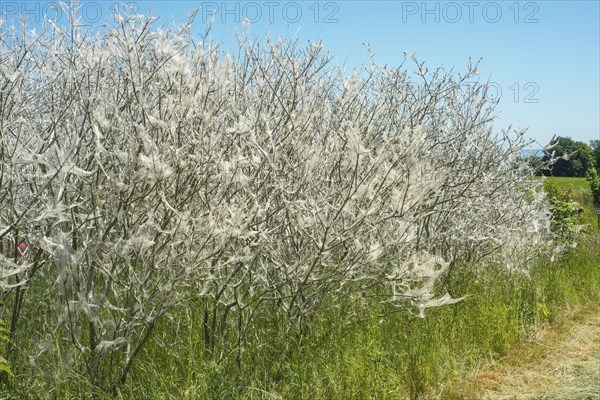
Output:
[{"xmin": 545, "ymin": 177, "xmax": 591, "ymax": 191}]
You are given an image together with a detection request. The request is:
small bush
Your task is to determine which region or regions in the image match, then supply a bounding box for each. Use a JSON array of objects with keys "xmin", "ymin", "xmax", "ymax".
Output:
[
  {"xmin": 543, "ymin": 180, "xmax": 585, "ymax": 241},
  {"xmin": 587, "ymin": 169, "xmax": 600, "ymax": 207}
]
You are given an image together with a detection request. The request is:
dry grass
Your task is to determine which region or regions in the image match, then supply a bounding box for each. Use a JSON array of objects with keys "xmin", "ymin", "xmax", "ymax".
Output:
[{"xmin": 437, "ymin": 302, "xmax": 600, "ymax": 400}]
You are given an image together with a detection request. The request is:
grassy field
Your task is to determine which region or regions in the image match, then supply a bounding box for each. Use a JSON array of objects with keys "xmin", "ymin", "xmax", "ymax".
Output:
[
  {"xmin": 545, "ymin": 176, "xmax": 590, "ymax": 191},
  {"xmin": 3, "ymin": 178, "xmax": 599, "ymax": 399}
]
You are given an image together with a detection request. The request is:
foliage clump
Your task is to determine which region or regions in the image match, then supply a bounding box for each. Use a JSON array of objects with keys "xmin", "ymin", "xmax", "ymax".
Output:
[
  {"xmin": 587, "ymin": 169, "xmax": 600, "ymax": 208},
  {"xmin": 543, "ymin": 181, "xmax": 585, "ymax": 243},
  {"xmin": 541, "ymin": 136, "xmax": 596, "ymax": 177}
]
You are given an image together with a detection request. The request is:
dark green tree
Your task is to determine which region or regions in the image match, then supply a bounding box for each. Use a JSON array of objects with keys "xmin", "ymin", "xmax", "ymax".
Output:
[
  {"xmin": 590, "ymin": 139, "xmax": 600, "ymax": 173},
  {"xmin": 541, "ymin": 136, "xmax": 595, "ymax": 177}
]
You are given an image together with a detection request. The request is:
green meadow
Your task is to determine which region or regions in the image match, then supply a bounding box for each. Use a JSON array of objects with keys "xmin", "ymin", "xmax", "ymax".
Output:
[{"xmin": 545, "ymin": 176, "xmax": 591, "ymax": 191}]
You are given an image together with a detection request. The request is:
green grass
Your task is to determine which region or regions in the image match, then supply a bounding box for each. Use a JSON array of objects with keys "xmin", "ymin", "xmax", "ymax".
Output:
[
  {"xmin": 3, "ymin": 178, "xmax": 599, "ymax": 400},
  {"xmin": 107, "ymin": 231, "xmax": 599, "ymax": 400},
  {"xmin": 544, "ymin": 177, "xmax": 590, "ymax": 191}
]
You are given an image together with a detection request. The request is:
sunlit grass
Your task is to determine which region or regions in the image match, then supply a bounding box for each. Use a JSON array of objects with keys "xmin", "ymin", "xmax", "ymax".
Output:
[{"xmin": 545, "ymin": 176, "xmax": 590, "ymax": 191}]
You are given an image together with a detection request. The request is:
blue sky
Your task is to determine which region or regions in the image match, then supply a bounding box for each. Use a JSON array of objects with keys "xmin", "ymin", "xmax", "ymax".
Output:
[{"xmin": 3, "ymin": 1, "xmax": 599, "ymax": 146}]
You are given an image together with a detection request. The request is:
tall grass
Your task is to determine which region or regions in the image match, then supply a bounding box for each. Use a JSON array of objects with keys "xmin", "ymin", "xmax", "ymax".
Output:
[
  {"xmin": 4, "ymin": 185, "xmax": 599, "ymax": 400},
  {"xmin": 110, "ymin": 235, "xmax": 599, "ymax": 400}
]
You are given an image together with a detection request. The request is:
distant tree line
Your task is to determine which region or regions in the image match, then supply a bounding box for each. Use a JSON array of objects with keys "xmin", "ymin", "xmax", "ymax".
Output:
[{"xmin": 532, "ymin": 136, "xmax": 600, "ymax": 177}]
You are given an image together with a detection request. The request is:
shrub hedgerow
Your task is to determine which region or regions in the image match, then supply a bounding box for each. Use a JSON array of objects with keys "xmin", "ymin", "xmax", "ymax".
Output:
[{"xmin": 0, "ymin": 5, "xmax": 564, "ymax": 396}]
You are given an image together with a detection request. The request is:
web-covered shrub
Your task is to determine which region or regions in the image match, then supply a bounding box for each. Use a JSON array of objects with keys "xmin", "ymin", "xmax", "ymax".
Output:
[{"xmin": 0, "ymin": 7, "xmax": 557, "ymax": 394}]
